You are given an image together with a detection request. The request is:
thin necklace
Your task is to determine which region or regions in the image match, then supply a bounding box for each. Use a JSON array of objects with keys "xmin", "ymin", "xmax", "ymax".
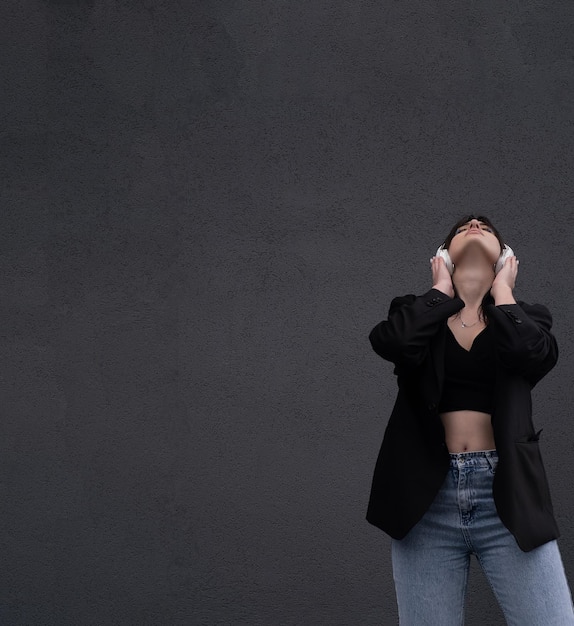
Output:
[{"xmin": 456, "ymin": 311, "xmax": 480, "ymax": 328}]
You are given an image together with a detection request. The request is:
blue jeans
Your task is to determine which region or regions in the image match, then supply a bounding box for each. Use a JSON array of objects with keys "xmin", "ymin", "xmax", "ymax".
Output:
[{"xmin": 392, "ymin": 451, "xmax": 574, "ymax": 625}]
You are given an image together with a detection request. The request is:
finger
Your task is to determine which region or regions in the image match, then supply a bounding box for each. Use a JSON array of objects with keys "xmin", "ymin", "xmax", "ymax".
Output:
[
  {"xmin": 502, "ymin": 256, "xmax": 517, "ymax": 271},
  {"xmin": 508, "ymin": 257, "xmax": 519, "ymax": 274}
]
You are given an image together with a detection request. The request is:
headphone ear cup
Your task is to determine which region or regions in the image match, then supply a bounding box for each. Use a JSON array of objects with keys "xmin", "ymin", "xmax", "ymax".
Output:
[
  {"xmin": 435, "ymin": 246, "xmax": 454, "ymax": 275},
  {"xmin": 495, "ymin": 245, "xmax": 514, "ymax": 274}
]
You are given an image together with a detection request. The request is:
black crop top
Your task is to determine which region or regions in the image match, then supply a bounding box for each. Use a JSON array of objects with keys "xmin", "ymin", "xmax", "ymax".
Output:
[{"xmin": 438, "ymin": 325, "xmax": 496, "ymax": 414}]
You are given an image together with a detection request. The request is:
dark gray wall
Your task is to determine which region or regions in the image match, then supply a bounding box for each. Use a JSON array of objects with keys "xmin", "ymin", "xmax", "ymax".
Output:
[{"xmin": 2, "ymin": 0, "xmax": 574, "ymax": 624}]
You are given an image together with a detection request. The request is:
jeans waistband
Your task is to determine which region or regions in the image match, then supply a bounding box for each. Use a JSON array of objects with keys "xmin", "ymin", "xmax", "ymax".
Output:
[{"xmin": 449, "ymin": 449, "xmax": 497, "ymax": 469}]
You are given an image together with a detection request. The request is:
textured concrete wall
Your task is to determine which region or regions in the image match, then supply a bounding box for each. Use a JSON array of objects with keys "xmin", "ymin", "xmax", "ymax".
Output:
[{"xmin": 2, "ymin": 0, "xmax": 574, "ymax": 624}]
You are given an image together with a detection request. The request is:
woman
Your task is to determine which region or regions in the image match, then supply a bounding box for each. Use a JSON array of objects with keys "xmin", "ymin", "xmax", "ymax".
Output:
[{"xmin": 367, "ymin": 216, "xmax": 574, "ymax": 624}]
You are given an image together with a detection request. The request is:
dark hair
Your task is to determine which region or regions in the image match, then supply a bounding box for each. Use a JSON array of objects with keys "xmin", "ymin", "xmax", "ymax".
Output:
[{"xmin": 443, "ymin": 215, "xmax": 504, "ymax": 253}]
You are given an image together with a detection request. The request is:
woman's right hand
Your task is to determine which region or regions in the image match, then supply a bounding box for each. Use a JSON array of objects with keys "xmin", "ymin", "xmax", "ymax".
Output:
[{"xmin": 430, "ymin": 256, "xmax": 454, "ymax": 298}]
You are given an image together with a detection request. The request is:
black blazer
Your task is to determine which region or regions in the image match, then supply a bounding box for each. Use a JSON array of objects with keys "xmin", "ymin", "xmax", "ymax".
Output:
[{"xmin": 367, "ymin": 288, "xmax": 560, "ymax": 552}]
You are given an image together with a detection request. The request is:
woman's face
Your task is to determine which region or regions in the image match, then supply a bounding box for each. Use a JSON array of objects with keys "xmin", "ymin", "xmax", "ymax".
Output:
[{"xmin": 447, "ymin": 218, "xmax": 502, "ymax": 267}]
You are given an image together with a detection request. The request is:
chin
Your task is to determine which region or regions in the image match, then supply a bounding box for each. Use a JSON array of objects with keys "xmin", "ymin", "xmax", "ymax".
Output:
[{"xmin": 451, "ymin": 241, "xmax": 499, "ymax": 266}]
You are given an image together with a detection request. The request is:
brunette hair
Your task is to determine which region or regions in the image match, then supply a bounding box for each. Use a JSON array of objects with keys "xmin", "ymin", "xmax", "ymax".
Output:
[{"xmin": 442, "ymin": 215, "xmax": 505, "ymax": 253}]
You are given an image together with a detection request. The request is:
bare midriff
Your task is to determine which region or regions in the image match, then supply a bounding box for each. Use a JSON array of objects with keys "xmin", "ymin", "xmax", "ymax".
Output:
[{"xmin": 440, "ymin": 410, "xmax": 496, "ymax": 453}]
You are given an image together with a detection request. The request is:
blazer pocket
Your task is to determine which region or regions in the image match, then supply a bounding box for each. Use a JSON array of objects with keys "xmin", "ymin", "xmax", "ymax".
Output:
[
  {"xmin": 514, "ymin": 433, "xmax": 552, "ymax": 512},
  {"xmin": 515, "ymin": 428, "xmax": 543, "ymax": 444}
]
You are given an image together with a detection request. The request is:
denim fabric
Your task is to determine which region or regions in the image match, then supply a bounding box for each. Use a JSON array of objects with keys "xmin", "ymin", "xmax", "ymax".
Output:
[{"xmin": 392, "ymin": 451, "xmax": 574, "ymax": 625}]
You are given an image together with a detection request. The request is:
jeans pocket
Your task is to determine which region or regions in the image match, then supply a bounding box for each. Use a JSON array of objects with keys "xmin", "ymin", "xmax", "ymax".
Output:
[{"xmin": 486, "ymin": 454, "xmax": 498, "ymax": 475}]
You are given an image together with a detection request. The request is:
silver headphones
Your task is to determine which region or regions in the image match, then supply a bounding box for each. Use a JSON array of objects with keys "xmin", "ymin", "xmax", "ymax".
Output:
[{"xmin": 435, "ymin": 243, "xmax": 515, "ymax": 275}]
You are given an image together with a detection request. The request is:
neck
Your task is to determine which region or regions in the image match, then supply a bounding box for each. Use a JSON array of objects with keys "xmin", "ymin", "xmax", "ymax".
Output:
[{"xmin": 452, "ymin": 264, "xmax": 494, "ymax": 309}]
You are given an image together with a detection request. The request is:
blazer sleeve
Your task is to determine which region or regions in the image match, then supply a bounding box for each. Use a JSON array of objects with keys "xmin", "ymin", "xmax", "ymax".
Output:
[
  {"xmin": 485, "ymin": 301, "xmax": 558, "ymax": 386},
  {"xmin": 369, "ymin": 288, "xmax": 464, "ymax": 368}
]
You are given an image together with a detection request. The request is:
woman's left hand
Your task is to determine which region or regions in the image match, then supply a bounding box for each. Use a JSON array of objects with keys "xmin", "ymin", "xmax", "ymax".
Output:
[{"xmin": 491, "ymin": 256, "xmax": 518, "ymax": 303}]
